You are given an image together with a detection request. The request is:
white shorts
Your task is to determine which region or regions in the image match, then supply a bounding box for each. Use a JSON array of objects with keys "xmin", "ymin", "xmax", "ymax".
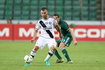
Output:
[{"xmin": 35, "ymin": 37, "xmax": 57, "ymax": 49}]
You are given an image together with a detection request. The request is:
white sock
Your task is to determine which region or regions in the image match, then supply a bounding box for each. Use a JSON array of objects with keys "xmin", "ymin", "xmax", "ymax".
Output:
[
  {"xmin": 44, "ymin": 50, "xmax": 53, "ymax": 61},
  {"xmin": 30, "ymin": 49, "xmax": 36, "ymax": 58}
]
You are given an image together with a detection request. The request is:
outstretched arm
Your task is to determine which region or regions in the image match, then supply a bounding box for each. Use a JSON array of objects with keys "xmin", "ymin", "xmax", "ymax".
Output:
[
  {"xmin": 68, "ymin": 28, "xmax": 77, "ymax": 45},
  {"xmin": 31, "ymin": 30, "xmax": 38, "ymax": 43}
]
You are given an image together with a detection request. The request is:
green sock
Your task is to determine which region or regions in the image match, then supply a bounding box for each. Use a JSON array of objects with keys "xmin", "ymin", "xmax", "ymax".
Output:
[
  {"xmin": 54, "ymin": 50, "xmax": 62, "ymax": 60},
  {"xmin": 62, "ymin": 48, "xmax": 71, "ymax": 61}
]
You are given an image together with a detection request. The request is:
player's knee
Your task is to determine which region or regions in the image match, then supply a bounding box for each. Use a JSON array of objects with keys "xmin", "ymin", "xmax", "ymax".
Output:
[
  {"xmin": 50, "ymin": 45, "xmax": 56, "ymax": 51},
  {"xmin": 59, "ymin": 42, "xmax": 65, "ymax": 49},
  {"xmin": 33, "ymin": 46, "xmax": 39, "ymax": 51}
]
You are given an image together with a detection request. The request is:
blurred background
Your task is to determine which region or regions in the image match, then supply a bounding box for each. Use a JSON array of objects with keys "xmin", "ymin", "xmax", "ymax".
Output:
[
  {"xmin": 0, "ymin": 0, "xmax": 105, "ymax": 41},
  {"xmin": 0, "ymin": 0, "xmax": 104, "ymax": 22},
  {"xmin": 0, "ymin": 1, "xmax": 105, "ymax": 70}
]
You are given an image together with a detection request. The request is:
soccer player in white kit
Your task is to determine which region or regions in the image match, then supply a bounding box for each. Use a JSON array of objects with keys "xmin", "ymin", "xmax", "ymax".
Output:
[{"xmin": 24, "ymin": 7, "xmax": 60, "ymax": 66}]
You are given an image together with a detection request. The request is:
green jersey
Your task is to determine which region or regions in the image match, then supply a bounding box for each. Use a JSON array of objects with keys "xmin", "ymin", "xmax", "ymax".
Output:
[
  {"xmin": 57, "ymin": 19, "xmax": 72, "ymax": 47},
  {"xmin": 59, "ymin": 19, "xmax": 71, "ymax": 37}
]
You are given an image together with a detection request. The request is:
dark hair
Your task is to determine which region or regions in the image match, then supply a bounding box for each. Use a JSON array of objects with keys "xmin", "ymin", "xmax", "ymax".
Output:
[
  {"xmin": 41, "ymin": 7, "xmax": 48, "ymax": 11},
  {"xmin": 53, "ymin": 13, "xmax": 60, "ymax": 18}
]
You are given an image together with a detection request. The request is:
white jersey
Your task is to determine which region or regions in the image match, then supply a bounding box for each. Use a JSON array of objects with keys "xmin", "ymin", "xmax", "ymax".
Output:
[{"xmin": 35, "ymin": 17, "xmax": 58, "ymax": 39}]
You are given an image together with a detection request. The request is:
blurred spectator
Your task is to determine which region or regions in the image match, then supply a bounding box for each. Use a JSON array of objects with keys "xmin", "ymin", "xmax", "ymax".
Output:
[{"xmin": 7, "ymin": 17, "xmax": 12, "ymax": 24}]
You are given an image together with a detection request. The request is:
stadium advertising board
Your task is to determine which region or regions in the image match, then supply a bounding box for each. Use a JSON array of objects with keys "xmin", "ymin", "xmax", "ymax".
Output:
[
  {"xmin": 13, "ymin": 24, "xmax": 35, "ymax": 40},
  {"xmin": 0, "ymin": 24, "xmax": 105, "ymax": 41},
  {"xmin": 0, "ymin": 24, "xmax": 13, "ymax": 40},
  {"xmin": 74, "ymin": 25, "xmax": 105, "ymax": 41}
]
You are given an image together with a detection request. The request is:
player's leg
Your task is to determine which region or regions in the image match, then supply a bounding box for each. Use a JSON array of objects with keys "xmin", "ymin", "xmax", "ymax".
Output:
[
  {"xmin": 24, "ymin": 45, "xmax": 39, "ymax": 66},
  {"xmin": 24, "ymin": 37, "xmax": 43, "ymax": 66},
  {"xmin": 30, "ymin": 46, "xmax": 39, "ymax": 58},
  {"xmin": 59, "ymin": 36, "xmax": 73, "ymax": 63},
  {"xmin": 45, "ymin": 40, "xmax": 64, "ymax": 63},
  {"xmin": 59, "ymin": 43, "xmax": 72, "ymax": 63},
  {"xmin": 44, "ymin": 46, "xmax": 56, "ymax": 66},
  {"xmin": 29, "ymin": 37, "xmax": 44, "ymax": 58},
  {"xmin": 54, "ymin": 40, "xmax": 64, "ymax": 63},
  {"xmin": 54, "ymin": 49, "xmax": 64, "ymax": 63},
  {"xmin": 44, "ymin": 39, "xmax": 57, "ymax": 66}
]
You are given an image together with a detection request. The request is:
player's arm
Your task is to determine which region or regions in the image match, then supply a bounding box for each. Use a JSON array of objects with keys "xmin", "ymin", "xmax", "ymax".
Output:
[
  {"xmin": 31, "ymin": 22, "xmax": 40, "ymax": 43},
  {"xmin": 63, "ymin": 21, "xmax": 77, "ymax": 45},
  {"xmin": 68, "ymin": 28, "xmax": 77, "ymax": 45},
  {"xmin": 31, "ymin": 29, "xmax": 38, "ymax": 43},
  {"xmin": 53, "ymin": 19, "xmax": 62, "ymax": 39},
  {"xmin": 55, "ymin": 25, "xmax": 62, "ymax": 39}
]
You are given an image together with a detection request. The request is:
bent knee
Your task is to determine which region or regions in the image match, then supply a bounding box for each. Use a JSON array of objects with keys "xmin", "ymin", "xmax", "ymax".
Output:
[
  {"xmin": 50, "ymin": 45, "xmax": 56, "ymax": 50},
  {"xmin": 59, "ymin": 42, "xmax": 66, "ymax": 49},
  {"xmin": 33, "ymin": 46, "xmax": 39, "ymax": 51}
]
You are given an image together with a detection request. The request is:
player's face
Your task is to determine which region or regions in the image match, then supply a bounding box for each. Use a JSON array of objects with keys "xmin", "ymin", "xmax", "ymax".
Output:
[
  {"xmin": 41, "ymin": 10, "xmax": 48, "ymax": 18},
  {"xmin": 53, "ymin": 16, "xmax": 60, "ymax": 23}
]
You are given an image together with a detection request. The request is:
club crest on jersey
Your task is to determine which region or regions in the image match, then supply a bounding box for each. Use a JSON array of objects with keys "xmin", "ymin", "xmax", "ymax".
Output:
[
  {"xmin": 49, "ymin": 22, "xmax": 52, "ymax": 24},
  {"xmin": 44, "ymin": 22, "xmax": 52, "ymax": 29},
  {"xmin": 45, "ymin": 22, "xmax": 52, "ymax": 25},
  {"xmin": 45, "ymin": 22, "xmax": 48, "ymax": 24}
]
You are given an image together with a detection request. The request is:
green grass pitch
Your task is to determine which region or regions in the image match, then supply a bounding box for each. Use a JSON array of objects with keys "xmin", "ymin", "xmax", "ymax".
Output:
[{"xmin": 0, "ymin": 41, "xmax": 105, "ymax": 70}]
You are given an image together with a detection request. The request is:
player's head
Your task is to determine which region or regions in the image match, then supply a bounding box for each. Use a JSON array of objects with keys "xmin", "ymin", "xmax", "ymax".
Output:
[
  {"xmin": 40, "ymin": 7, "xmax": 48, "ymax": 18},
  {"xmin": 53, "ymin": 14, "xmax": 60, "ymax": 23}
]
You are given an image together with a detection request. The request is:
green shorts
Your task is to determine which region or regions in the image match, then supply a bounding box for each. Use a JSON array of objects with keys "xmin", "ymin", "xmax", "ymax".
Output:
[{"xmin": 56, "ymin": 35, "xmax": 72, "ymax": 47}]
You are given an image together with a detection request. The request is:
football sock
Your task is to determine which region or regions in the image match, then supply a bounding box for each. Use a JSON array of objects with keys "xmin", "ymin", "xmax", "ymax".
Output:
[
  {"xmin": 54, "ymin": 50, "xmax": 62, "ymax": 59},
  {"xmin": 44, "ymin": 50, "xmax": 53, "ymax": 61},
  {"xmin": 30, "ymin": 49, "xmax": 36, "ymax": 58},
  {"xmin": 61, "ymin": 48, "xmax": 71, "ymax": 61}
]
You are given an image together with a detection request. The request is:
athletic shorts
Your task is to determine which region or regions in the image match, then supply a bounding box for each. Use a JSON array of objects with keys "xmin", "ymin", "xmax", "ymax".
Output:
[
  {"xmin": 35, "ymin": 37, "xmax": 57, "ymax": 49},
  {"xmin": 56, "ymin": 35, "xmax": 72, "ymax": 47}
]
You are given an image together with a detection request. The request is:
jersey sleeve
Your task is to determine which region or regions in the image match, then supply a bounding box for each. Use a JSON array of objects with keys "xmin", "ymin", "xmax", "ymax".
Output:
[
  {"xmin": 62, "ymin": 21, "xmax": 70, "ymax": 31},
  {"xmin": 35, "ymin": 21, "xmax": 41, "ymax": 30}
]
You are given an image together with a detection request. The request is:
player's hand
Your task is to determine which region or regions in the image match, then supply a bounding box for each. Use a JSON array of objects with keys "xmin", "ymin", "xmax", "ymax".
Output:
[
  {"xmin": 31, "ymin": 38, "xmax": 35, "ymax": 43},
  {"xmin": 73, "ymin": 40, "xmax": 77, "ymax": 45}
]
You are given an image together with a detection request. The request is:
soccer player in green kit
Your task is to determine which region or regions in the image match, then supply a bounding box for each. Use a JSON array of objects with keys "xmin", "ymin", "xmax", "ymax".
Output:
[{"xmin": 44, "ymin": 14, "xmax": 77, "ymax": 64}]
